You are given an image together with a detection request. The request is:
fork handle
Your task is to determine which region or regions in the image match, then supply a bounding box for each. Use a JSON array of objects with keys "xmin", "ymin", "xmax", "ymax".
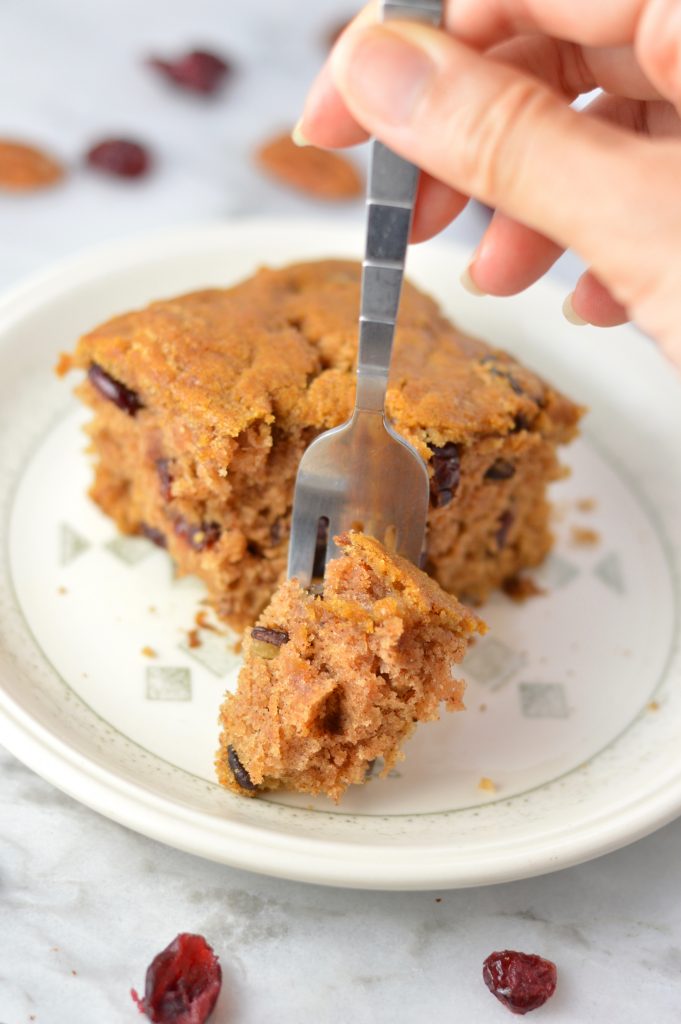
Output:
[{"xmin": 355, "ymin": 0, "xmax": 443, "ymax": 413}]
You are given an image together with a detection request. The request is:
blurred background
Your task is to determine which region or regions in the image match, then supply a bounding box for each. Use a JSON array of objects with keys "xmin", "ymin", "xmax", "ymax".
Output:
[{"xmin": 0, "ymin": 0, "xmax": 508, "ymax": 291}]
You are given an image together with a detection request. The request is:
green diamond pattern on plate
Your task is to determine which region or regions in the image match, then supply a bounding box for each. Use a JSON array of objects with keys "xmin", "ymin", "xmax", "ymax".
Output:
[
  {"xmin": 146, "ymin": 666, "xmax": 192, "ymax": 701},
  {"xmin": 179, "ymin": 631, "xmax": 238, "ymax": 678},
  {"xmin": 536, "ymin": 552, "xmax": 579, "ymax": 589},
  {"xmin": 105, "ymin": 534, "xmax": 157, "ymax": 566},
  {"xmin": 463, "ymin": 636, "xmax": 527, "ymax": 691},
  {"xmin": 59, "ymin": 523, "xmax": 90, "ymax": 565},
  {"xmin": 518, "ymin": 682, "xmax": 569, "ymax": 719},
  {"xmin": 594, "ymin": 551, "xmax": 625, "ymax": 594}
]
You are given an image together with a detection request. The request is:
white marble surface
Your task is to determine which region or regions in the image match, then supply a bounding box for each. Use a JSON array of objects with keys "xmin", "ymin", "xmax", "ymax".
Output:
[{"xmin": 2, "ymin": 1, "xmax": 680, "ymax": 1022}]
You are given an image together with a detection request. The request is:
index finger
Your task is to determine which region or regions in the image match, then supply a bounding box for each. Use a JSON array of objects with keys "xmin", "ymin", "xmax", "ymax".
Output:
[
  {"xmin": 299, "ymin": 1, "xmax": 380, "ymax": 148},
  {"xmin": 302, "ymin": 0, "xmax": 650, "ymax": 148}
]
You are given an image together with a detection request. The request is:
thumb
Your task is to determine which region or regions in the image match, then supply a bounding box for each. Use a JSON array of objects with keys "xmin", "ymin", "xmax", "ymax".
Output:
[{"xmin": 330, "ymin": 22, "xmax": 676, "ymax": 319}]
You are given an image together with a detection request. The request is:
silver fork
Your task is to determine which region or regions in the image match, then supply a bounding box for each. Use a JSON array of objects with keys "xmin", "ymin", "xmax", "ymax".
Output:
[{"xmin": 287, "ymin": 0, "xmax": 442, "ymax": 588}]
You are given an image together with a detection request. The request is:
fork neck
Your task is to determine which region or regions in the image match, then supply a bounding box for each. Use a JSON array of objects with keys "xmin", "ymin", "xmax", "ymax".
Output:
[
  {"xmin": 354, "ymin": 137, "xmax": 421, "ymax": 415},
  {"xmin": 355, "ymin": 317, "xmax": 395, "ymax": 413},
  {"xmin": 354, "ymin": 2, "xmax": 442, "ymax": 414}
]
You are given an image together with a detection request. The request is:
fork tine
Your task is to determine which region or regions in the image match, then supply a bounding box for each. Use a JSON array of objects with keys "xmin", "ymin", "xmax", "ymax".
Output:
[
  {"xmin": 288, "ymin": 494, "xmax": 318, "ymax": 589},
  {"xmin": 324, "ymin": 514, "xmax": 341, "ymax": 567}
]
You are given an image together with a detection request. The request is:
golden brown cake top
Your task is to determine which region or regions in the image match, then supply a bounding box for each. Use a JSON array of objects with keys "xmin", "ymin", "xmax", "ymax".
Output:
[{"xmin": 64, "ymin": 259, "xmax": 581, "ymax": 450}]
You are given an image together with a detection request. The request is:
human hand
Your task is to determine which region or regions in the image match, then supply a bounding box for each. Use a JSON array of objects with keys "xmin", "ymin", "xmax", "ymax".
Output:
[{"xmin": 297, "ymin": 0, "xmax": 681, "ymax": 368}]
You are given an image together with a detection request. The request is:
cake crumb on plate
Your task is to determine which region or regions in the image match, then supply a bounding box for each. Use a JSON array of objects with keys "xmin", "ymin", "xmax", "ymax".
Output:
[
  {"xmin": 502, "ymin": 575, "xmax": 545, "ymax": 602},
  {"xmin": 195, "ymin": 609, "xmax": 221, "ymax": 633},
  {"xmin": 570, "ymin": 526, "xmax": 600, "ymax": 546},
  {"xmin": 187, "ymin": 629, "xmax": 202, "ymax": 649}
]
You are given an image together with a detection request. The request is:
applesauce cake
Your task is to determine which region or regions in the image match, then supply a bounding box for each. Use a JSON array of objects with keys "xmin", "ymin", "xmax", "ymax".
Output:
[
  {"xmin": 217, "ymin": 531, "xmax": 485, "ymax": 800},
  {"xmin": 58, "ymin": 259, "xmax": 582, "ymax": 628}
]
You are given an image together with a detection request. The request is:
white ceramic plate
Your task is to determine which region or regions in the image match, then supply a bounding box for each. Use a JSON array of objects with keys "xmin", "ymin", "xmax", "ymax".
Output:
[{"xmin": 1, "ymin": 219, "xmax": 680, "ymax": 890}]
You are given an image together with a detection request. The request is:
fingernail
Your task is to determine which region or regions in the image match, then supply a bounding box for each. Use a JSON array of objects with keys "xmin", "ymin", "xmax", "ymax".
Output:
[
  {"xmin": 562, "ymin": 293, "xmax": 587, "ymax": 326},
  {"xmin": 332, "ymin": 25, "xmax": 434, "ymax": 125},
  {"xmin": 291, "ymin": 119, "xmax": 311, "ymax": 148},
  {"xmin": 460, "ymin": 266, "xmax": 486, "ymax": 296}
]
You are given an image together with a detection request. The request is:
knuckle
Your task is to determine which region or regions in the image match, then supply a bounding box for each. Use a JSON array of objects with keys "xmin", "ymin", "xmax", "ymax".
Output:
[{"xmin": 454, "ymin": 78, "xmax": 555, "ymax": 202}]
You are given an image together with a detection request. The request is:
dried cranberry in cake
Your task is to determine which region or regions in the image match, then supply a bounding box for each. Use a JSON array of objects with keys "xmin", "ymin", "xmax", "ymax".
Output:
[
  {"xmin": 480, "ymin": 354, "xmax": 525, "ymax": 397},
  {"xmin": 269, "ymin": 518, "xmax": 287, "ymax": 545},
  {"xmin": 173, "ymin": 517, "xmax": 220, "ymax": 552},
  {"xmin": 496, "ymin": 510, "xmax": 514, "ymax": 550},
  {"xmin": 86, "ymin": 139, "xmax": 151, "ymax": 178},
  {"xmin": 140, "ymin": 523, "xmax": 167, "ymax": 549},
  {"xmin": 149, "ymin": 50, "xmax": 231, "ymax": 94},
  {"xmin": 88, "ymin": 363, "xmax": 143, "ymax": 416},
  {"xmin": 156, "ymin": 458, "xmax": 173, "ymax": 502},
  {"xmin": 131, "ymin": 932, "xmax": 221, "ymax": 1024},
  {"xmin": 250, "ymin": 626, "xmax": 289, "ymax": 647},
  {"xmin": 227, "ymin": 745, "xmax": 257, "ymax": 791},
  {"xmin": 482, "ymin": 950, "xmax": 557, "ymax": 1015},
  {"xmin": 485, "ymin": 458, "xmax": 516, "ymax": 482},
  {"xmin": 512, "ymin": 413, "xmax": 534, "ymax": 433},
  {"xmin": 428, "ymin": 442, "xmax": 461, "ymax": 508},
  {"xmin": 500, "ymin": 371, "xmax": 524, "ymax": 397},
  {"xmin": 250, "ymin": 626, "xmax": 289, "ymax": 660}
]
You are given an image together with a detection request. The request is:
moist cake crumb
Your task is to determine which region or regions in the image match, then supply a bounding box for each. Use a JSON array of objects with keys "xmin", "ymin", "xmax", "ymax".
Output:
[{"xmin": 216, "ymin": 532, "xmax": 485, "ymax": 801}]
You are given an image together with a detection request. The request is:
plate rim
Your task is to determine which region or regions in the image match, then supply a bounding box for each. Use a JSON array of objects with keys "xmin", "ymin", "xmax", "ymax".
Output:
[
  {"xmin": 5, "ymin": 687, "xmax": 681, "ymax": 891},
  {"xmin": 1, "ymin": 216, "xmax": 680, "ymax": 890}
]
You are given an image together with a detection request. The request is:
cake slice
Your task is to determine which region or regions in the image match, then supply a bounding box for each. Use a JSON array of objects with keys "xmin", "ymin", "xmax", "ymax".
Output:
[
  {"xmin": 58, "ymin": 259, "xmax": 582, "ymax": 628},
  {"xmin": 216, "ymin": 532, "xmax": 485, "ymax": 801}
]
